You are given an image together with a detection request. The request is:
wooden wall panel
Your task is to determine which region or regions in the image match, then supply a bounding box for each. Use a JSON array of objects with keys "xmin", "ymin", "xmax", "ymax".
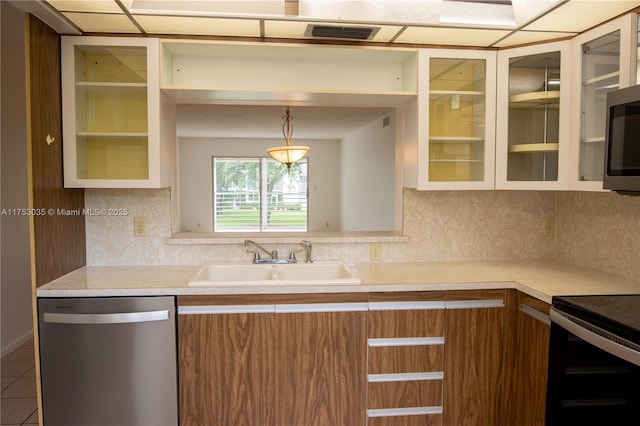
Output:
[{"xmin": 27, "ymin": 14, "xmax": 85, "ymax": 287}]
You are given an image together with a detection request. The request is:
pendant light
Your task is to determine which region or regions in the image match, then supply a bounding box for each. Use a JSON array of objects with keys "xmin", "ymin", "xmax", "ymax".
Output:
[{"xmin": 267, "ymin": 107, "xmax": 309, "ymax": 169}]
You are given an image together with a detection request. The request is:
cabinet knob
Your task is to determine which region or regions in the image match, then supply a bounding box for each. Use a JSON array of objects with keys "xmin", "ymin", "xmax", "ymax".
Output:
[{"xmin": 45, "ymin": 134, "xmax": 55, "ymax": 146}]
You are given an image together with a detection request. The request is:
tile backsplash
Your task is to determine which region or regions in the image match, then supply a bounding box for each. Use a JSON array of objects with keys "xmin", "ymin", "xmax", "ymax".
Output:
[
  {"xmin": 555, "ymin": 191, "xmax": 640, "ymax": 281},
  {"xmin": 84, "ymin": 188, "xmax": 638, "ymax": 281}
]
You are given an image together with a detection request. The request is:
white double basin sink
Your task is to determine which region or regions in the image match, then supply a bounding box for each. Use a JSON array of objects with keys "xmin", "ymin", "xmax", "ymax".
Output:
[{"xmin": 188, "ymin": 262, "xmax": 361, "ymax": 286}]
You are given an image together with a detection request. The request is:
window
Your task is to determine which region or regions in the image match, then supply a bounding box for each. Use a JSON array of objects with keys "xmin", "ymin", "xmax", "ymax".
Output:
[{"xmin": 213, "ymin": 157, "xmax": 308, "ymax": 232}]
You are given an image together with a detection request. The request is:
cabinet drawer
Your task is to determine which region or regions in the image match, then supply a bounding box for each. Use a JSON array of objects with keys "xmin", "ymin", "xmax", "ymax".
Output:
[
  {"xmin": 369, "ymin": 309, "xmax": 444, "ymax": 338},
  {"xmin": 368, "ymin": 379, "xmax": 443, "ymax": 409},
  {"xmin": 369, "ymin": 345, "xmax": 444, "ymax": 374},
  {"xmin": 368, "ymin": 414, "xmax": 442, "ymax": 426}
]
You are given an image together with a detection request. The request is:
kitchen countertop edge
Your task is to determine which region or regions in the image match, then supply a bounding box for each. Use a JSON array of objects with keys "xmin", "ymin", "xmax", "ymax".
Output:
[{"xmin": 35, "ymin": 260, "xmax": 640, "ymax": 305}]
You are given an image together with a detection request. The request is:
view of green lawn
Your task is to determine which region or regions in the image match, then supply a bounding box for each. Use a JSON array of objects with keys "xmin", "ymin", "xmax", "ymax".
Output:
[{"xmin": 216, "ymin": 208, "xmax": 307, "ymax": 230}]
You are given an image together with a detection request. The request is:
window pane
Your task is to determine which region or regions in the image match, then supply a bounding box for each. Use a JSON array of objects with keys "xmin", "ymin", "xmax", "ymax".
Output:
[
  {"xmin": 214, "ymin": 158, "xmax": 260, "ymax": 231},
  {"xmin": 264, "ymin": 159, "xmax": 307, "ymax": 232},
  {"xmin": 213, "ymin": 157, "xmax": 308, "ymax": 232}
]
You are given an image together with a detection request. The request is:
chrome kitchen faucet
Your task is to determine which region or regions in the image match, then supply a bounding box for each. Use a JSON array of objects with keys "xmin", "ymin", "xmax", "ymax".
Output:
[{"xmin": 244, "ymin": 240, "xmax": 313, "ymax": 264}]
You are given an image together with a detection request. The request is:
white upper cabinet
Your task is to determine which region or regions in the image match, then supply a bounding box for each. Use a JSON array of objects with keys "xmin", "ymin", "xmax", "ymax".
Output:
[
  {"xmin": 569, "ymin": 14, "xmax": 638, "ymax": 191},
  {"xmin": 62, "ymin": 36, "xmax": 174, "ymax": 188},
  {"xmin": 496, "ymin": 41, "xmax": 572, "ymax": 190},
  {"xmin": 403, "ymin": 49, "xmax": 497, "ymax": 190}
]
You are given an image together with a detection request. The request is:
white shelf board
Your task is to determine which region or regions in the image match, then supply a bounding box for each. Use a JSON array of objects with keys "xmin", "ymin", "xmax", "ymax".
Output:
[
  {"xmin": 429, "ymin": 90, "xmax": 484, "ymax": 101},
  {"xmin": 429, "ymin": 136, "xmax": 484, "ymax": 143},
  {"xmin": 582, "ymin": 136, "xmax": 605, "ymax": 144},
  {"xmin": 77, "ymin": 132, "xmax": 148, "ymax": 137},
  {"xmin": 509, "ymin": 90, "xmax": 560, "ymax": 106},
  {"xmin": 162, "ymin": 87, "xmax": 416, "ymax": 107},
  {"xmin": 584, "ymin": 71, "xmax": 620, "ymax": 86},
  {"xmin": 429, "ymin": 159, "xmax": 483, "ymax": 163},
  {"xmin": 508, "ymin": 143, "xmax": 559, "ymax": 153},
  {"xmin": 76, "ymin": 82, "xmax": 147, "ymax": 93}
]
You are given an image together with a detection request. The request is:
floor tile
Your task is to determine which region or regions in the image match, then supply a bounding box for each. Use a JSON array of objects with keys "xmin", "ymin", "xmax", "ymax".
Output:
[
  {"xmin": 0, "ymin": 397, "xmax": 37, "ymax": 424},
  {"xmin": 0, "ymin": 377, "xmax": 19, "ymax": 393},
  {"xmin": 0, "ymin": 360, "xmax": 33, "ymax": 378},
  {"xmin": 1, "ymin": 345, "xmax": 35, "ymax": 362},
  {"xmin": 24, "ymin": 409, "xmax": 38, "ymax": 424},
  {"xmin": 1, "ymin": 376, "xmax": 37, "ymax": 399}
]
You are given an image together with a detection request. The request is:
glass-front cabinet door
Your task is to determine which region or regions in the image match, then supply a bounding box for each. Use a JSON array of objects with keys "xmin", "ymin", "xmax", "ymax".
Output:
[
  {"xmin": 404, "ymin": 49, "xmax": 496, "ymax": 190},
  {"xmin": 496, "ymin": 41, "xmax": 571, "ymax": 190},
  {"xmin": 569, "ymin": 14, "xmax": 637, "ymax": 191},
  {"xmin": 62, "ymin": 36, "xmax": 173, "ymax": 188}
]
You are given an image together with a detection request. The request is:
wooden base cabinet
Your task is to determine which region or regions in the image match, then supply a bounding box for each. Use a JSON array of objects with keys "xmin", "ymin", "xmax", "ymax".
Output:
[
  {"xmin": 177, "ymin": 295, "xmax": 367, "ymax": 426},
  {"xmin": 443, "ymin": 290, "xmax": 514, "ymax": 426},
  {"xmin": 177, "ymin": 290, "xmax": 549, "ymax": 425}
]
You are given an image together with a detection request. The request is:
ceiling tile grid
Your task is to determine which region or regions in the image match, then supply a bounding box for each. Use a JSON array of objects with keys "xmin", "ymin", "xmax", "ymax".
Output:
[{"xmin": 42, "ymin": 0, "xmax": 640, "ymax": 48}]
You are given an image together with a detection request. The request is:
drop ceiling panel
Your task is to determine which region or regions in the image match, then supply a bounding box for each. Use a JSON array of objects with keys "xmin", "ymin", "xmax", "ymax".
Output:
[
  {"xmin": 523, "ymin": 0, "xmax": 640, "ymax": 32},
  {"xmin": 263, "ymin": 20, "xmax": 403, "ymax": 43},
  {"xmin": 61, "ymin": 12, "xmax": 141, "ymax": 33},
  {"xmin": 395, "ymin": 26, "xmax": 511, "ymax": 47},
  {"xmin": 298, "ymin": 0, "xmax": 441, "ymax": 25},
  {"xmin": 47, "ymin": 0, "xmax": 123, "ymax": 14},
  {"xmin": 134, "ymin": 15, "xmax": 261, "ymax": 37},
  {"xmin": 128, "ymin": 0, "xmax": 286, "ymax": 16},
  {"xmin": 493, "ymin": 30, "xmax": 575, "ymax": 48},
  {"xmin": 511, "ymin": 0, "xmax": 565, "ymax": 27}
]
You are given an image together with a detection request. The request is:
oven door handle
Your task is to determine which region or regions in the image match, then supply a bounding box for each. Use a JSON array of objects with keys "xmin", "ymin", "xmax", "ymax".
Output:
[{"xmin": 550, "ymin": 308, "xmax": 640, "ymax": 367}]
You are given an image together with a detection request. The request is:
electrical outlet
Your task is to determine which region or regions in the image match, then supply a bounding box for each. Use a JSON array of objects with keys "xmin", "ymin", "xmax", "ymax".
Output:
[
  {"xmin": 543, "ymin": 217, "xmax": 555, "ymax": 238},
  {"xmin": 134, "ymin": 216, "xmax": 147, "ymax": 237},
  {"xmin": 369, "ymin": 243, "xmax": 382, "ymax": 261}
]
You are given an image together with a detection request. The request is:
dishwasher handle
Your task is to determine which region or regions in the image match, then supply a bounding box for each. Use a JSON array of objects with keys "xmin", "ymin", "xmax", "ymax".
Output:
[{"xmin": 43, "ymin": 310, "xmax": 170, "ymax": 325}]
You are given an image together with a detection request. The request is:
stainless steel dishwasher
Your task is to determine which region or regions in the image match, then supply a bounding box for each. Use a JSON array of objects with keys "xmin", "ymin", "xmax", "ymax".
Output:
[{"xmin": 38, "ymin": 296, "xmax": 178, "ymax": 426}]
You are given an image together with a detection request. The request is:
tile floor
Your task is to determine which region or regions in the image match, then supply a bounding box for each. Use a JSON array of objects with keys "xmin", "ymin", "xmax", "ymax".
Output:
[{"xmin": 1, "ymin": 340, "xmax": 38, "ymax": 425}]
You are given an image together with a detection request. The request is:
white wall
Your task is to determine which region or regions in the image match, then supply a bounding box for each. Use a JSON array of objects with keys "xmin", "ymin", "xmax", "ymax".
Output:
[
  {"xmin": 178, "ymin": 137, "xmax": 340, "ymax": 232},
  {"xmin": 341, "ymin": 112, "xmax": 395, "ymax": 231},
  {"xmin": 1, "ymin": 2, "xmax": 34, "ymax": 355}
]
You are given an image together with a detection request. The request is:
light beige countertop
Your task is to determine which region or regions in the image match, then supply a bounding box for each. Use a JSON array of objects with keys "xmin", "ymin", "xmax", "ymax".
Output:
[{"xmin": 36, "ymin": 260, "xmax": 640, "ymax": 304}]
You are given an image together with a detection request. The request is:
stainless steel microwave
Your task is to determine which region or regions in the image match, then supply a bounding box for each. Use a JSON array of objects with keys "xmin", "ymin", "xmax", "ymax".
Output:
[{"xmin": 604, "ymin": 85, "xmax": 640, "ymax": 195}]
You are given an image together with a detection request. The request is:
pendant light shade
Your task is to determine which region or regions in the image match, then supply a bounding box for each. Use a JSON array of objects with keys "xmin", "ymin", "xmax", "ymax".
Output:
[{"xmin": 267, "ymin": 107, "xmax": 309, "ymax": 169}]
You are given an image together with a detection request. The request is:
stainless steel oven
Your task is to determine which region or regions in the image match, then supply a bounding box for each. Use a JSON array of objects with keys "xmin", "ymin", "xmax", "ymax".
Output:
[{"xmin": 546, "ymin": 295, "xmax": 640, "ymax": 425}]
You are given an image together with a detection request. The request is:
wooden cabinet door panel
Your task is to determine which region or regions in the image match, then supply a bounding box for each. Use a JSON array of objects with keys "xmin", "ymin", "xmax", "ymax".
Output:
[
  {"xmin": 276, "ymin": 311, "xmax": 367, "ymax": 426},
  {"xmin": 369, "ymin": 309, "xmax": 444, "ymax": 338},
  {"xmin": 369, "ymin": 346, "xmax": 444, "ymax": 374},
  {"xmin": 368, "ymin": 414, "xmax": 442, "ymax": 426},
  {"xmin": 179, "ymin": 313, "xmax": 277, "ymax": 426},
  {"xmin": 511, "ymin": 295, "xmax": 550, "ymax": 425},
  {"xmin": 369, "ymin": 380, "xmax": 443, "ymax": 409},
  {"xmin": 444, "ymin": 303, "xmax": 508, "ymax": 426}
]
